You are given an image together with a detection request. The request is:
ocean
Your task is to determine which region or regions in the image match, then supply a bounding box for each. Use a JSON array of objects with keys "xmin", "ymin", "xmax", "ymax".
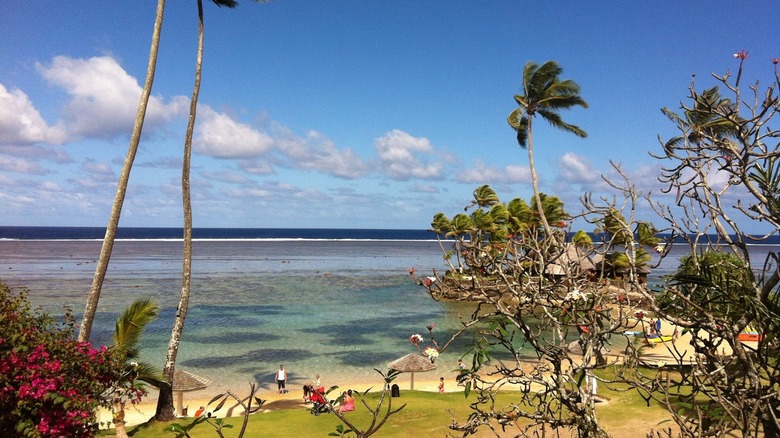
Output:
[
  {"xmin": 0, "ymin": 227, "xmax": 478, "ymax": 395},
  {"xmin": 1, "ymin": 226, "xmax": 777, "ymax": 396}
]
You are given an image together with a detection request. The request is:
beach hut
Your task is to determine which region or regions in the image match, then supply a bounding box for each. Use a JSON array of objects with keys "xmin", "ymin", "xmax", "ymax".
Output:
[
  {"xmin": 172, "ymin": 370, "xmax": 212, "ymax": 417},
  {"xmin": 388, "ymin": 353, "xmax": 437, "ymax": 390},
  {"xmin": 545, "ymin": 244, "xmax": 596, "ymax": 279}
]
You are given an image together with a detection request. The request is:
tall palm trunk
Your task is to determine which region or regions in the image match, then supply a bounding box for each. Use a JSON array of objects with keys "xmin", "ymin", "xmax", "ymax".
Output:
[
  {"xmin": 525, "ymin": 116, "xmax": 552, "ymax": 236},
  {"xmin": 79, "ymin": 0, "xmax": 167, "ymax": 342},
  {"xmin": 154, "ymin": 0, "xmax": 203, "ymax": 422}
]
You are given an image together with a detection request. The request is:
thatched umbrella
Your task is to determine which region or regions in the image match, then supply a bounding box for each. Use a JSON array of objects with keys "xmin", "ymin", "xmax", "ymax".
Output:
[
  {"xmin": 388, "ymin": 353, "xmax": 437, "ymax": 390},
  {"xmin": 172, "ymin": 370, "xmax": 211, "ymax": 416}
]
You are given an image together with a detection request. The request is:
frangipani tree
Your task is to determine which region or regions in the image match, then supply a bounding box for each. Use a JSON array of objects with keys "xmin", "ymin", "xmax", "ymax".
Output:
[
  {"xmin": 413, "ymin": 185, "xmax": 659, "ymax": 437},
  {"xmin": 636, "ymin": 52, "xmax": 780, "ymax": 437}
]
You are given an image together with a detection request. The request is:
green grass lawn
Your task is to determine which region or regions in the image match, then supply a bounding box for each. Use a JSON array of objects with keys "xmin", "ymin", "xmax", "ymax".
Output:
[{"xmin": 113, "ymin": 386, "xmax": 674, "ymax": 438}]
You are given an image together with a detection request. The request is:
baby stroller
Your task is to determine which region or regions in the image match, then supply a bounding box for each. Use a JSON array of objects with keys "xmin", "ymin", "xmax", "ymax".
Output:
[{"xmin": 309, "ymin": 387, "xmax": 330, "ymax": 416}]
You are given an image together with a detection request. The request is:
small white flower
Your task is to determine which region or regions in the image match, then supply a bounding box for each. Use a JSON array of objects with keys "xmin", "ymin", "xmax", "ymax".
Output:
[{"xmin": 565, "ymin": 289, "xmax": 587, "ymax": 302}]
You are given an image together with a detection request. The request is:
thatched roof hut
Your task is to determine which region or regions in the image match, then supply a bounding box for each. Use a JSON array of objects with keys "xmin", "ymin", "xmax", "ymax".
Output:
[{"xmin": 388, "ymin": 353, "xmax": 437, "ymax": 390}]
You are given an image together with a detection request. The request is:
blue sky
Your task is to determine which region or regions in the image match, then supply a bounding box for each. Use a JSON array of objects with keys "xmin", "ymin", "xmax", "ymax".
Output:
[{"xmin": 1, "ymin": 1, "xmax": 778, "ymax": 231}]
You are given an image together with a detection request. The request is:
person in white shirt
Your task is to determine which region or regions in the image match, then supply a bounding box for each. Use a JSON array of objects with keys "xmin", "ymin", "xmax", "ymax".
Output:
[{"xmin": 276, "ymin": 365, "xmax": 288, "ymax": 393}]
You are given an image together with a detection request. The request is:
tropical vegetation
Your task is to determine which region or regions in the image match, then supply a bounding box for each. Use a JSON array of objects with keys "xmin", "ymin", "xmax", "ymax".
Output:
[
  {"xmin": 110, "ymin": 299, "xmax": 162, "ymax": 438},
  {"xmin": 508, "ymin": 60, "xmax": 588, "ymax": 234},
  {"xmin": 1, "ymin": 282, "xmax": 120, "ymax": 437},
  {"xmin": 411, "ymin": 54, "xmax": 780, "ymax": 437}
]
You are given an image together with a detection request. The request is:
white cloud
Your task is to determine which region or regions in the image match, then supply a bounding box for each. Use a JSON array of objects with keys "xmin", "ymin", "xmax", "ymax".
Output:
[
  {"xmin": 201, "ymin": 169, "xmax": 250, "ymax": 185},
  {"xmin": 0, "ymin": 83, "xmax": 66, "ymax": 145},
  {"xmin": 0, "ymin": 155, "xmax": 49, "ymax": 175},
  {"xmin": 238, "ymin": 159, "xmax": 275, "ymax": 175},
  {"xmin": 558, "ymin": 152, "xmax": 601, "ymax": 184},
  {"xmin": 36, "ymin": 55, "xmax": 187, "ymax": 138},
  {"xmin": 194, "ymin": 106, "xmax": 275, "ymax": 158},
  {"xmin": 81, "ymin": 160, "xmax": 115, "ymax": 179},
  {"xmin": 410, "ymin": 183, "xmax": 440, "ymax": 194},
  {"xmin": 503, "ymin": 165, "xmax": 533, "ymax": 183},
  {"xmin": 195, "ymin": 110, "xmax": 369, "ymax": 179},
  {"xmin": 374, "ymin": 129, "xmax": 443, "ymax": 180},
  {"xmin": 458, "ymin": 160, "xmax": 531, "ymax": 184},
  {"xmin": 275, "ymin": 127, "xmax": 368, "ymax": 179}
]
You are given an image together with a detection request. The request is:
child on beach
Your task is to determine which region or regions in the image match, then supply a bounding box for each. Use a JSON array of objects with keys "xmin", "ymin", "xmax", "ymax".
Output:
[{"xmin": 438, "ymin": 377, "xmax": 445, "ymax": 393}]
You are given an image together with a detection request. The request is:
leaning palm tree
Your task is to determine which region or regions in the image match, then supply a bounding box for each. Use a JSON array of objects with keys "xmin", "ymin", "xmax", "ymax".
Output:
[
  {"xmin": 507, "ymin": 61, "xmax": 588, "ymax": 236},
  {"xmin": 153, "ymin": 0, "xmax": 267, "ymax": 422},
  {"xmin": 79, "ymin": 0, "xmax": 167, "ymax": 343},
  {"xmin": 110, "ymin": 298, "xmax": 161, "ymax": 438}
]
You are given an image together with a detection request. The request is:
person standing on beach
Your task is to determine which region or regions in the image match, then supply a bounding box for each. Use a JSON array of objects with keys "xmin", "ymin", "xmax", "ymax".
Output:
[
  {"xmin": 439, "ymin": 377, "xmax": 445, "ymax": 393},
  {"xmin": 276, "ymin": 365, "xmax": 287, "ymax": 394}
]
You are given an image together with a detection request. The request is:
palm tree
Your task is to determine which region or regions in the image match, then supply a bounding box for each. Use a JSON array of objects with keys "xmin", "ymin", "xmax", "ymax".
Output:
[
  {"xmin": 661, "ymin": 86, "xmax": 740, "ymax": 151},
  {"xmin": 110, "ymin": 298, "xmax": 161, "ymax": 438},
  {"xmin": 154, "ymin": 0, "xmax": 267, "ymax": 422},
  {"xmin": 507, "ymin": 61, "xmax": 587, "ymax": 236},
  {"xmin": 79, "ymin": 0, "xmax": 167, "ymax": 343}
]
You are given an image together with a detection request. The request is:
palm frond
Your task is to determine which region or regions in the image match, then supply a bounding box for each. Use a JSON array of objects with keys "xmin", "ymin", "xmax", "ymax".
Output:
[
  {"xmin": 448, "ymin": 214, "xmax": 474, "ymax": 237},
  {"xmin": 507, "ymin": 198, "xmax": 533, "ymax": 224},
  {"xmin": 508, "ymin": 109, "xmax": 528, "ymax": 147},
  {"xmin": 510, "ymin": 60, "xmax": 586, "ymax": 146},
  {"xmin": 113, "ymin": 298, "xmax": 159, "ymax": 353},
  {"xmin": 537, "ymin": 109, "xmax": 587, "ymax": 138},
  {"xmin": 490, "ymin": 204, "xmax": 510, "ymax": 225},
  {"xmin": 431, "ymin": 212, "xmax": 452, "ymax": 235},
  {"xmin": 471, "ymin": 185, "xmax": 499, "ymax": 208},
  {"xmin": 572, "ymin": 230, "xmax": 593, "ymax": 248},
  {"xmin": 210, "ymin": 0, "xmax": 239, "ymax": 7},
  {"xmin": 133, "ymin": 362, "xmax": 165, "ymax": 388}
]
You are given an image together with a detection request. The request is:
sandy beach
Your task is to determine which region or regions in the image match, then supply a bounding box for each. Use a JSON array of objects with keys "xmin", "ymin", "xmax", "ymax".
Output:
[{"xmin": 99, "ymin": 374, "xmax": 449, "ymax": 428}]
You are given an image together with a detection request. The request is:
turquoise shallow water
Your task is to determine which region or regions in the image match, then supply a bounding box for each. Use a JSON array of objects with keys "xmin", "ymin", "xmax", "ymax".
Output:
[
  {"xmin": 0, "ymin": 239, "xmax": 478, "ymax": 394},
  {"xmin": 3, "ymin": 237, "xmax": 777, "ymax": 397}
]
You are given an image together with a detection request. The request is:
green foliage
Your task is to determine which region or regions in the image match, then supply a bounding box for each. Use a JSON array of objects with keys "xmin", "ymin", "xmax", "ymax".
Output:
[
  {"xmin": 661, "ymin": 251, "xmax": 755, "ymax": 320},
  {"xmin": 166, "ymin": 383, "xmax": 265, "ymax": 438},
  {"xmin": 508, "ymin": 60, "xmax": 588, "ymax": 147},
  {"xmin": 649, "ymin": 56, "xmax": 780, "ymax": 437},
  {"xmin": 661, "ymin": 86, "xmax": 740, "ymax": 150},
  {"xmin": 572, "ymin": 230, "xmax": 593, "ymax": 248},
  {"xmin": 748, "ymin": 155, "xmax": 780, "ymax": 220}
]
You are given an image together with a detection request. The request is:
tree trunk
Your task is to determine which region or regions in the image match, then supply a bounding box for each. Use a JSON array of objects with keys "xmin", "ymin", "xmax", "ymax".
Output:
[
  {"xmin": 79, "ymin": 0, "xmax": 167, "ymax": 342},
  {"xmin": 154, "ymin": 0, "xmax": 203, "ymax": 421},
  {"xmin": 112, "ymin": 395, "xmax": 129, "ymax": 438},
  {"xmin": 525, "ymin": 116, "xmax": 552, "ymax": 236}
]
